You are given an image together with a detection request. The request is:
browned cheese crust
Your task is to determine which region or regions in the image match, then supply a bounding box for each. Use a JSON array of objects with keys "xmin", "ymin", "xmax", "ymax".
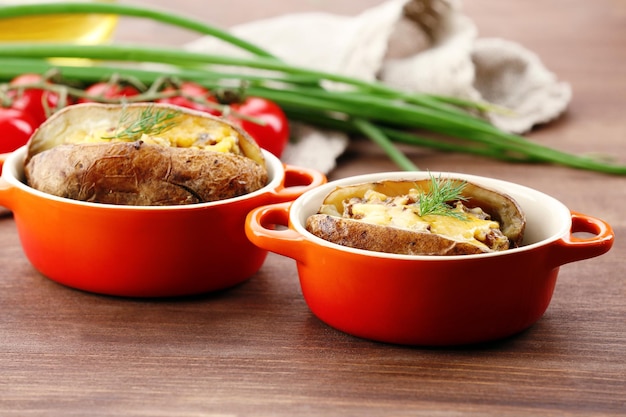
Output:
[{"xmin": 24, "ymin": 141, "xmax": 268, "ymax": 206}]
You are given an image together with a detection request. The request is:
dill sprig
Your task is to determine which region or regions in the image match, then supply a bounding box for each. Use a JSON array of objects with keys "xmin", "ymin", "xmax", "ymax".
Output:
[
  {"xmin": 103, "ymin": 105, "xmax": 181, "ymax": 141},
  {"xmin": 417, "ymin": 175, "xmax": 469, "ymax": 219}
]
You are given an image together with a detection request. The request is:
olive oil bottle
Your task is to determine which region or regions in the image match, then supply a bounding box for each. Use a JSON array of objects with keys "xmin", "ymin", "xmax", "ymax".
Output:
[{"xmin": 0, "ymin": 0, "xmax": 118, "ymax": 44}]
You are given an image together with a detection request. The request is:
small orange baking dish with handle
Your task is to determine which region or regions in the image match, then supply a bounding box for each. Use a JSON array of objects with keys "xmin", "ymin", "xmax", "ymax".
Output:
[
  {"xmin": 245, "ymin": 171, "xmax": 614, "ymax": 346},
  {"xmin": 0, "ymin": 146, "xmax": 326, "ymax": 297}
]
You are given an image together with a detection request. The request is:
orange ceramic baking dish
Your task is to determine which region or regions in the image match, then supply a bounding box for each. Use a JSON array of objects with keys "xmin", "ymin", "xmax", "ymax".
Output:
[
  {"xmin": 0, "ymin": 146, "xmax": 326, "ymax": 297},
  {"xmin": 245, "ymin": 172, "xmax": 614, "ymax": 346}
]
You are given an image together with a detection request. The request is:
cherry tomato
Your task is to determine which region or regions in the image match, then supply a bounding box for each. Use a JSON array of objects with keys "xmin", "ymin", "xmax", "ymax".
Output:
[
  {"xmin": 156, "ymin": 81, "xmax": 219, "ymax": 114},
  {"xmin": 227, "ymin": 97, "xmax": 289, "ymax": 158},
  {"xmin": 78, "ymin": 82, "xmax": 140, "ymax": 103},
  {"xmin": 0, "ymin": 107, "xmax": 38, "ymax": 154},
  {"xmin": 8, "ymin": 73, "xmax": 62, "ymax": 126}
]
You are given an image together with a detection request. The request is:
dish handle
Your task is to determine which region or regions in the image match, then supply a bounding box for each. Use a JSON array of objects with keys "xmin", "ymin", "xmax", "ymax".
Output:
[
  {"xmin": 549, "ymin": 211, "xmax": 614, "ymax": 267},
  {"xmin": 0, "ymin": 172, "xmax": 17, "ymax": 213},
  {"xmin": 0, "ymin": 153, "xmax": 6, "ymax": 176},
  {"xmin": 245, "ymin": 202, "xmax": 310, "ymax": 261},
  {"xmin": 268, "ymin": 164, "xmax": 326, "ymax": 203}
]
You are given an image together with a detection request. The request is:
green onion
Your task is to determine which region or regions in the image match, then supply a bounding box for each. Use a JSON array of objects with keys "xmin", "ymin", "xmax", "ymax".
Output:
[
  {"xmin": 352, "ymin": 118, "xmax": 419, "ymax": 171},
  {"xmin": 0, "ymin": 2, "xmax": 624, "ymax": 175},
  {"xmin": 0, "ymin": 2, "xmax": 278, "ymax": 59}
]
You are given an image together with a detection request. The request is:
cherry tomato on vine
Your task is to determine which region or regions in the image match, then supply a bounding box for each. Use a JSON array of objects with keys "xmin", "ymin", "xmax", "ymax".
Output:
[
  {"xmin": 227, "ymin": 97, "xmax": 289, "ymax": 158},
  {"xmin": 8, "ymin": 73, "xmax": 62, "ymax": 126},
  {"xmin": 78, "ymin": 82, "xmax": 141, "ymax": 103},
  {"xmin": 156, "ymin": 81, "xmax": 219, "ymax": 114},
  {"xmin": 0, "ymin": 107, "xmax": 38, "ymax": 154}
]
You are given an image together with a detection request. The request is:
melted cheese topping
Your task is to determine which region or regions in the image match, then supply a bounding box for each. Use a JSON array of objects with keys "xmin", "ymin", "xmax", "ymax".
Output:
[
  {"xmin": 325, "ymin": 189, "xmax": 503, "ymax": 250},
  {"xmin": 64, "ymin": 116, "xmax": 241, "ymax": 154}
]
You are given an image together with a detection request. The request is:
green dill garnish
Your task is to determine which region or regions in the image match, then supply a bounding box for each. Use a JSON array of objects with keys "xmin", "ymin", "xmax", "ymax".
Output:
[
  {"xmin": 417, "ymin": 175, "xmax": 469, "ymax": 219},
  {"xmin": 102, "ymin": 105, "xmax": 182, "ymax": 141}
]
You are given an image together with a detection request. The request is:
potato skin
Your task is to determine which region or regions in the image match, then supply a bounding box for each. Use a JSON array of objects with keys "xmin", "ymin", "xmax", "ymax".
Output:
[
  {"xmin": 24, "ymin": 141, "xmax": 268, "ymax": 206},
  {"xmin": 318, "ymin": 179, "xmax": 525, "ymax": 247},
  {"xmin": 306, "ymin": 214, "xmax": 487, "ymax": 256},
  {"xmin": 24, "ymin": 103, "xmax": 269, "ymax": 206},
  {"xmin": 305, "ymin": 178, "xmax": 526, "ymax": 256}
]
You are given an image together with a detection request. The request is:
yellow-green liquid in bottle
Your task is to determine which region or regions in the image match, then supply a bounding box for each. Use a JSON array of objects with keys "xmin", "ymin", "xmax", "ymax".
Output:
[{"xmin": 0, "ymin": 0, "xmax": 118, "ymax": 44}]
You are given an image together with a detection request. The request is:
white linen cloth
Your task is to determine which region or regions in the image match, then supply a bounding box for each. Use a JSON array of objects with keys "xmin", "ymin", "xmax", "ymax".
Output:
[{"xmin": 186, "ymin": 0, "xmax": 572, "ymax": 173}]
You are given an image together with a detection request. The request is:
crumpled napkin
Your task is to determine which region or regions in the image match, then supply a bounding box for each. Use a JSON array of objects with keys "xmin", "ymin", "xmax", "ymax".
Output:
[{"xmin": 186, "ymin": 0, "xmax": 572, "ymax": 173}]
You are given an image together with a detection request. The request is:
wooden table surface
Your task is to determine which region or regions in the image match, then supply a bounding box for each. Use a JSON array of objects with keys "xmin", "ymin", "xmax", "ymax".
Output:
[{"xmin": 1, "ymin": 1, "xmax": 625, "ymax": 416}]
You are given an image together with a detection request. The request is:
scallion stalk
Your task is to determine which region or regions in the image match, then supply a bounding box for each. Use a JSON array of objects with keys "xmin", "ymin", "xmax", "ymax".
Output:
[
  {"xmin": 0, "ymin": 2, "xmax": 624, "ymax": 175},
  {"xmin": 0, "ymin": 2, "xmax": 278, "ymax": 59},
  {"xmin": 352, "ymin": 119, "xmax": 420, "ymax": 171}
]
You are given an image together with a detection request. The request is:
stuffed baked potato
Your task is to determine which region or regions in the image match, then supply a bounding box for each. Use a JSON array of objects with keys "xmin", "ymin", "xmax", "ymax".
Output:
[
  {"xmin": 305, "ymin": 177, "xmax": 526, "ymax": 256},
  {"xmin": 24, "ymin": 103, "xmax": 268, "ymax": 206}
]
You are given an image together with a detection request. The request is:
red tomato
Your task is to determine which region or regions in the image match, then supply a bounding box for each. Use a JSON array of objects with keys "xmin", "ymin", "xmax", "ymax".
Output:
[
  {"xmin": 78, "ymin": 82, "xmax": 140, "ymax": 103},
  {"xmin": 8, "ymin": 73, "xmax": 61, "ymax": 126},
  {"xmin": 228, "ymin": 97, "xmax": 289, "ymax": 158},
  {"xmin": 0, "ymin": 107, "xmax": 38, "ymax": 154},
  {"xmin": 156, "ymin": 81, "xmax": 219, "ymax": 114}
]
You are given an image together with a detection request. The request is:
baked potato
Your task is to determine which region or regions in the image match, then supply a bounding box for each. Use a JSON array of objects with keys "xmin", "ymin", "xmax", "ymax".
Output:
[
  {"xmin": 305, "ymin": 177, "xmax": 526, "ymax": 256},
  {"xmin": 24, "ymin": 103, "xmax": 268, "ymax": 206}
]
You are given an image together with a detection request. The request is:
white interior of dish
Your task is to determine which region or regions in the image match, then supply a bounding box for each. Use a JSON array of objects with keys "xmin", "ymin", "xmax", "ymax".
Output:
[
  {"xmin": 1, "ymin": 146, "xmax": 284, "ymax": 211},
  {"xmin": 290, "ymin": 171, "xmax": 572, "ymax": 259}
]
